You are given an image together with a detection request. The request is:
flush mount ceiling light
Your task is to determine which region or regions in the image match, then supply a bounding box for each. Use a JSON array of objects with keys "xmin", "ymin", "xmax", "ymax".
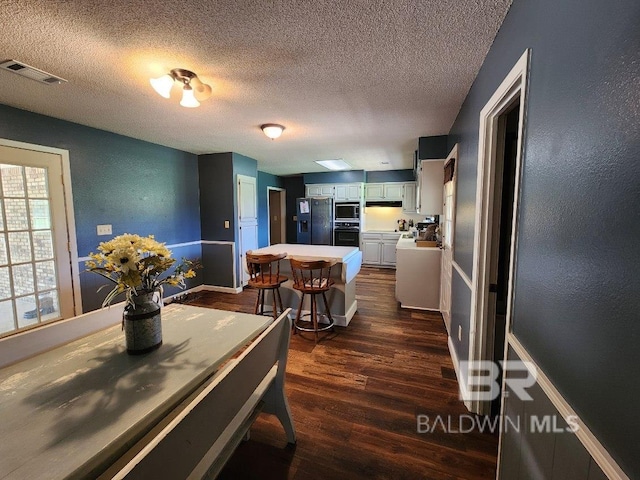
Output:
[
  {"xmin": 150, "ymin": 68, "xmax": 212, "ymax": 108},
  {"xmin": 260, "ymin": 124, "xmax": 285, "ymax": 140},
  {"xmin": 315, "ymin": 159, "xmax": 352, "ymax": 171}
]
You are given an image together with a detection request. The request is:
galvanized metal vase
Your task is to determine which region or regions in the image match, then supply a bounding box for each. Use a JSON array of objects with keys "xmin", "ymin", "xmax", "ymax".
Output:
[{"xmin": 123, "ymin": 290, "xmax": 162, "ymax": 354}]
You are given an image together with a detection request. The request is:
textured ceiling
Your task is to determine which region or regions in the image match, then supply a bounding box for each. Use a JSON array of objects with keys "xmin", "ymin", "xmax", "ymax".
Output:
[{"xmin": 0, "ymin": 0, "xmax": 511, "ymax": 175}]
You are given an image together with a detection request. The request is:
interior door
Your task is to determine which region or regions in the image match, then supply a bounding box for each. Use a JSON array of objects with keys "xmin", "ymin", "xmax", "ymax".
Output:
[
  {"xmin": 439, "ymin": 145, "xmax": 458, "ymax": 334},
  {"xmin": 237, "ymin": 175, "xmax": 257, "ymax": 286}
]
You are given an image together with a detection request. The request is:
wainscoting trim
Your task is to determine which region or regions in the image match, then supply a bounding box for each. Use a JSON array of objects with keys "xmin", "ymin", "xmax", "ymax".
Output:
[
  {"xmin": 508, "ymin": 333, "xmax": 629, "ymax": 480},
  {"xmin": 453, "ymin": 260, "xmax": 473, "ymax": 290}
]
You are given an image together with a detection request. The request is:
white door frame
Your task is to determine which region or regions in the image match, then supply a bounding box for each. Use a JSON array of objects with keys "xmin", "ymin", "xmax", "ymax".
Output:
[
  {"xmin": 266, "ymin": 187, "xmax": 286, "ymax": 245},
  {"xmin": 0, "ymin": 138, "xmax": 81, "ymax": 316},
  {"xmin": 467, "ymin": 50, "xmax": 530, "ymax": 415}
]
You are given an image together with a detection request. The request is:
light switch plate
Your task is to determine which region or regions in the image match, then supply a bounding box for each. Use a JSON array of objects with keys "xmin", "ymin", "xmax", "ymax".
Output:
[
  {"xmin": 224, "ymin": 220, "xmax": 230, "ymax": 229},
  {"xmin": 97, "ymin": 224, "xmax": 112, "ymax": 236}
]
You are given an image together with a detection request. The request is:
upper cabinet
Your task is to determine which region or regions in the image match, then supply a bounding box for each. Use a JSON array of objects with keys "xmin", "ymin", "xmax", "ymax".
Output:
[
  {"xmin": 306, "ymin": 183, "xmax": 363, "ymax": 201},
  {"xmin": 365, "ymin": 182, "xmax": 404, "ymax": 201},
  {"xmin": 306, "ymin": 184, "xmax": 335, "ymax": 198},
  {"xmin": 335, "ymin": 183, "xmax": 362, "ymax": 202},
  {"xmin": 402, "ymin": 182, "xmax": 417, "ymax": 213},
  {"xmin": 417, "ymin": 160, "xmax": 444, "ymax": 215}
]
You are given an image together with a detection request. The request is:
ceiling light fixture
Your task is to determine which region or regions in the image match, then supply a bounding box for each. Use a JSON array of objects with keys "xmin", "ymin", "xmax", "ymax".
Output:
[
  {"xmin": 260, "ymin": 124, "xmax": 285, "ymax": 140},
  {"xmin": 150, "ymin": 68, "xmax": 212, "ymax": 108},
  {"xmin": 315, "ymin": 159, "xmax": 352, "ymax": 171}
]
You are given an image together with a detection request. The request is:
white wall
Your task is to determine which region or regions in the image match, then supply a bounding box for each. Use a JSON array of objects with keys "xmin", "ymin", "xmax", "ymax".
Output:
[{"xmin": 362, "ymin": 206, "xmax": 426, "ymax": 231}]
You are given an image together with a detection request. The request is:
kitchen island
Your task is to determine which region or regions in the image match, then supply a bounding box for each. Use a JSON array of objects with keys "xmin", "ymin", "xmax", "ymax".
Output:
[
  {"xmin": 249, "ymin": 244, "xmax": 362, "ymax": 326},
  {"xmin": 395, "ymin": 235, "xmax": 441, "ymax": 310}
]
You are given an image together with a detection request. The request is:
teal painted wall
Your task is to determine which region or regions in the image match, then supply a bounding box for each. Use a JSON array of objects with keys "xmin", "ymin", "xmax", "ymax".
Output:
[{"xmin": 0, "ymin": 104, "xmax": 202, "ymax": 312}]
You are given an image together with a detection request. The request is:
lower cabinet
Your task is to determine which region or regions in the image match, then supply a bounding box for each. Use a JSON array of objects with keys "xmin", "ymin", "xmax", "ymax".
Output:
[{"xmin": 361, "ymin": 233, "xmax": 400, "ymax": 266}]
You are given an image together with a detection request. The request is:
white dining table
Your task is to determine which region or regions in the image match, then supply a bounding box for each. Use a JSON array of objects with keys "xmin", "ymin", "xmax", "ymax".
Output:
[{"xmin": 0, "ymin": 304, "xmax": 272, "ymax": 480}]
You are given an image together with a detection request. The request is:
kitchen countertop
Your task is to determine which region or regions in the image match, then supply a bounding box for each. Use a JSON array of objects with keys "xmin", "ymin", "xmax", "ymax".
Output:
[
  {"xmin": 252, "ymin": 243, "xmax": 360, "ymax": 263},
  {"xmin": 362, "ymin": 230, "xmax": 404, "ymax": 234},
  {"xmin": 396, "ymin": 236, "xmax": 442, "ymax": 251}
]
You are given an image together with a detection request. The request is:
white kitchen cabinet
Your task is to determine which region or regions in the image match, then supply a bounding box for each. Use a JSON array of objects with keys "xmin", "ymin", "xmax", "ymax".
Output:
[
  {"xmin": 361, "ymin": 232, "xmax": 400, "ymax": 266},
  {"xmin": 402, "ymin": 182, "xmax": 417, "ymax": 213},
  {"xmin": 362, "ymin": 238, "xmax": 382, "ymax": 264},
  {"xmin": 381, "ymin": 239, "xmax": 398, "ymax": 265},
  {"xmin": 364, "ymin": 182, "xmax": 404, "ymax": 201},
  {"xmin": 417, "ymin": 160, "xmax": 444, "ymax": 214},
  {"xmin": 306, "ymin": 184, "xmax": 335, "ymax": 198},
  {"xmin": 364, "ymin": 183, "xmax": 384, "ymax": 200},
  {"xmin": 335, "ymin": 183, "xmax": 362, "ymax": 202}
]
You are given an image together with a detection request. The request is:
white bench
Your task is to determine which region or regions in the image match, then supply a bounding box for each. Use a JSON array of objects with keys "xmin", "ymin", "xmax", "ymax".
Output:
[{"xmin": 109, "ymin": 310, "xmax": 296, "ymax": 479}]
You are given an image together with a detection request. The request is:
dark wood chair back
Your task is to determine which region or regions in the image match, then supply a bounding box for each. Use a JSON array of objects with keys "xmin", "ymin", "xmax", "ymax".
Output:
[
  {"xmin": 289, "ymin": 258, "xmax": 337, "ymax": 293},
  {"xmin": 246, "ymin": 251, "xmax": 288, "ymax": 288}
]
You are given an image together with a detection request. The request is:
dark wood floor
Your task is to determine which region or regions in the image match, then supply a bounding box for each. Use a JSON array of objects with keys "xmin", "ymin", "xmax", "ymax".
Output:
[{"xmin": 182, "ymin": 267, "xmax": 498, "ymax": 480}]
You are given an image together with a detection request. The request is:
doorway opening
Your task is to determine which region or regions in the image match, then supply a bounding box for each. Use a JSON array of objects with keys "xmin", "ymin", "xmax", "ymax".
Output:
[
  {"xmin": 489, "ymin": 99, "xmax": 520, "ymax": 416},
  {"xmin": 467, "ymin": 50, "xmax": 530, "ymax": 416},
  {"xmin": 267, "ymin": 188, "xmax": 286, "ymax": 245}
]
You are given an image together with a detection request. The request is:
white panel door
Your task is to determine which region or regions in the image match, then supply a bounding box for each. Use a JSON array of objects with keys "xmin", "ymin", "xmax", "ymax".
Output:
[
  {"xmin": 237, "ymin": 175, "xmax": 258, "ymax": 286},
  {"xmin": 0, "ymin": 144, "xmax": 75, "ymax": 336},
  {"xmin": 238, "ymin": 174, "xmax": 257, "ymax": 222}
]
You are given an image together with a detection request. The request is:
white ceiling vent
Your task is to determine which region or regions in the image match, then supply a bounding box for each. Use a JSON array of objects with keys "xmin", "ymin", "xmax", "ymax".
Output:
[{"xmin": 0, "ymin": 60, "xmax": 67, "ymax": 85}]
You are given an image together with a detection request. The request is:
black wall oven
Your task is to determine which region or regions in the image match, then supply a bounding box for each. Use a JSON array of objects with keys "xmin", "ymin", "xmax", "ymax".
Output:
[{"xmin": 334, "ymin": 222, "xmax": 360, "ymax": 247}]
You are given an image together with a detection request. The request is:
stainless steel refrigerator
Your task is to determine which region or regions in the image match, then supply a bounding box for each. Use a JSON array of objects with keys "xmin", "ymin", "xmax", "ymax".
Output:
[{"xmin": 296, "ymin": 197, "xmax": 333, "ymax": 245}]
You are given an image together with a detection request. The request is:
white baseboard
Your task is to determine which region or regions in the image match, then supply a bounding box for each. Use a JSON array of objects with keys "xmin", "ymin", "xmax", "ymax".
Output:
[
  {"xmin": 197, "ymin": 284, "xmax": 244, "ymax": 294},
  {"xmin": 448, "ymin": 336, "xmax": 472, "ymax": 410},
  {"xmin": 400, "ymin": 304, "xmax": 440, "ymax": 311}
]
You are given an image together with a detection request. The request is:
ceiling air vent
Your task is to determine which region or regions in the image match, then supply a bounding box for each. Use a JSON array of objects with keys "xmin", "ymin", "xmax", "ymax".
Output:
[{"xmin": 0, "ymin": 60, "xmax": 67, "ymax": 85}]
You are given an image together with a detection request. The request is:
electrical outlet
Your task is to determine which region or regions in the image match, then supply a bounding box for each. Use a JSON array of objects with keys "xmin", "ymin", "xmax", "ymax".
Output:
[
  {"xmin": 224, "ymin": 220, "xmax": 230, "ymax": 229},
  {"xmin": 97, "ymin": 224, "xmax": 112, "ymax": 236},
  {"xmin": 293, "ymin": 215, "xmax": 297, "ymax": 221},
  {"xmin": 458, "ymin": 325, "xmax": 462, "ymax": 342}
]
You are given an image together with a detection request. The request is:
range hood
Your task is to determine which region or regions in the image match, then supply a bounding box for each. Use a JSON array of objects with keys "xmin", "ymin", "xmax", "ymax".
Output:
[{"xmin": 365, "ymin": 200, "xmax": 402, "ymax": 207}]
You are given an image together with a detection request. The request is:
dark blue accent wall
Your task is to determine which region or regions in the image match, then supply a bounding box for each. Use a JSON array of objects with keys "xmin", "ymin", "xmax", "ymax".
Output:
[
  {"xmin": 303, "ymin": 170, "xmax": 365, "ymax": 184},
  {"xmin": 418, "ymin": 135, "xmax": 448, "ymax": 159},
  {"xmin": 257, "ymin": 171, "xmax": 283, "ymax": 247},
  {"xmin": 198, "ymin": 153, "xmax": 234, "ymax": 241},
  {"xmin": 0, "ymin": 104, "xmax": 202, "ymax": 312},
  {"xmin": 448, "ymin": 0, "xmax": 640, "ymax": 475},
  {"xmin": 366, "ymin": 170, "xmax": 415, "ymax": 183}
]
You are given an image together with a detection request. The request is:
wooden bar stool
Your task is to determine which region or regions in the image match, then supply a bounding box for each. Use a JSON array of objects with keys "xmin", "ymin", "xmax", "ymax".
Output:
[
  {"xmin": 246, "ymin": 251, "xmax": 288, "ymax": 319},
  {"xmin": 289, "ymin": 257, "xmax": 337, "ymax": 342}
]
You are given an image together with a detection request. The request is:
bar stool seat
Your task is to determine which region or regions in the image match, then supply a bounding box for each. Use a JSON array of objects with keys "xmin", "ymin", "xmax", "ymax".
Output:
[
  {"xmin": 289, "ymin": 257, "xmax": 337, "ymax": 342},
  {"xmin": 246, "ymin": 251, "xmax": 288, "ymax": 319}
]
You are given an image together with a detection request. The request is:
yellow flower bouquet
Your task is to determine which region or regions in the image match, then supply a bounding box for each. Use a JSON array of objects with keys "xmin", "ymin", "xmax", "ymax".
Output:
[{"xmin": 85, "ymin": 233, "xmax": 197, "ymax": 308}]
